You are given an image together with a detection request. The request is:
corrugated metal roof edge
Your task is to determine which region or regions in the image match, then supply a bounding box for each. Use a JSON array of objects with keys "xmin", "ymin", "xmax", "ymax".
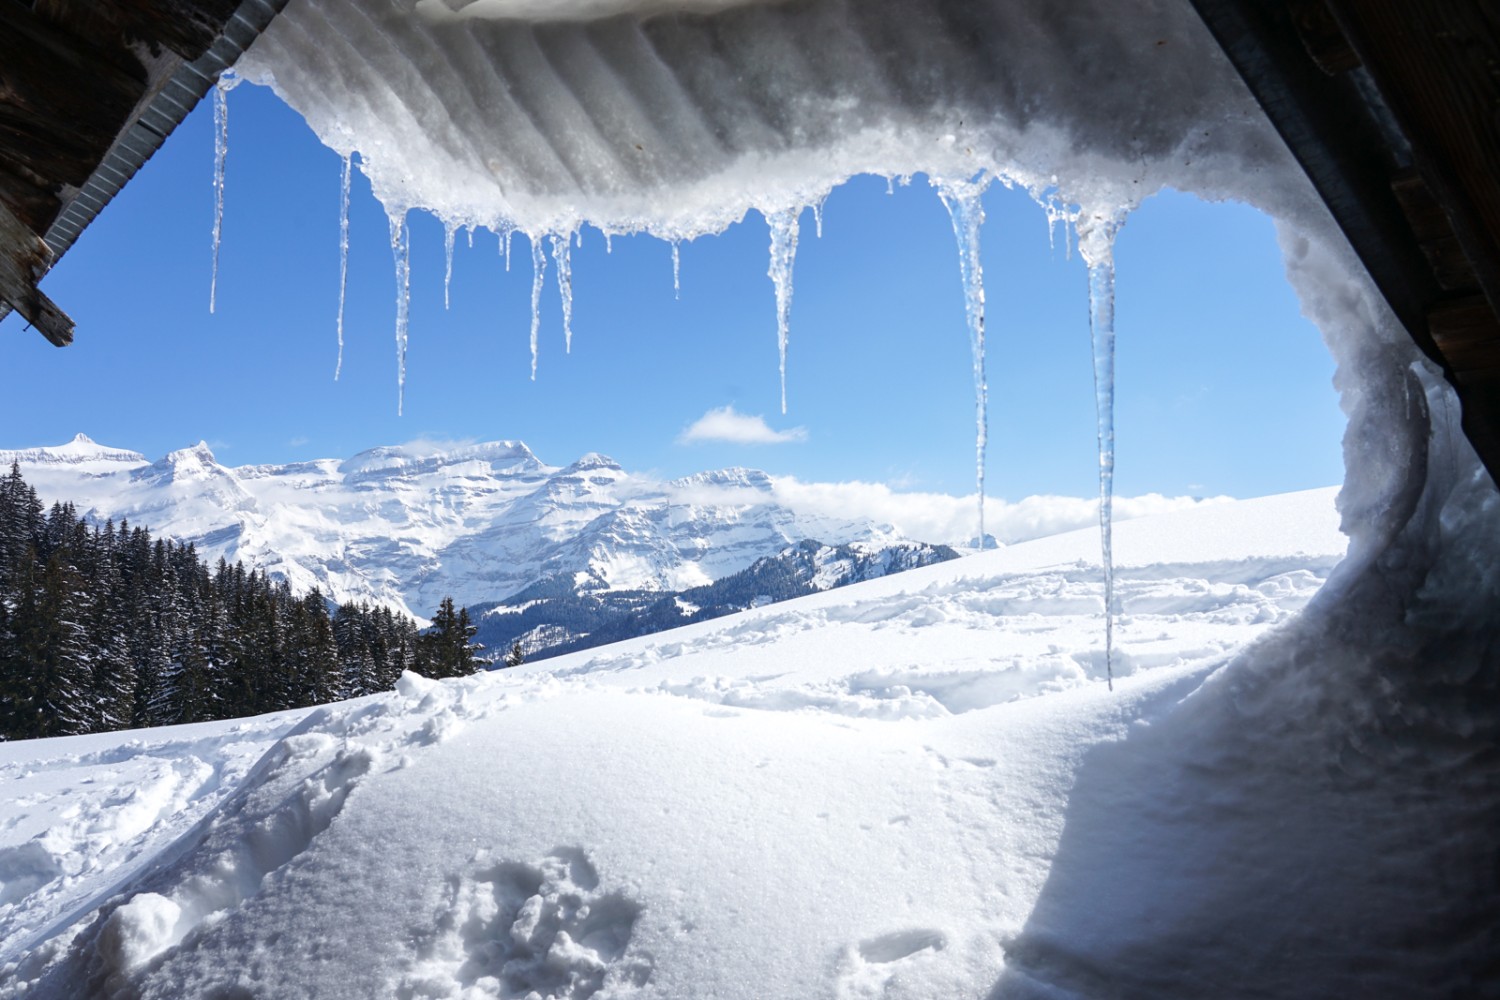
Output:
[{"xmin": 1, "ymin": 0, "xmax": 289, "ymax": 326}]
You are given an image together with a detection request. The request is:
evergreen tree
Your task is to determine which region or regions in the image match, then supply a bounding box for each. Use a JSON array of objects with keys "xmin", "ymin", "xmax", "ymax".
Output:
[
  {"xmin": 0, "ymin": 465, "xmax": 448, "ymax": 740},
  {"xmin": 419, "ymin": 597, "xmax": 481, "ymax": 679}
]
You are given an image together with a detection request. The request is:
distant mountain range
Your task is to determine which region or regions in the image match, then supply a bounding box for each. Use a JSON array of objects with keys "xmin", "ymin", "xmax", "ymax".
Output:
[
  {"xmin": 1, "ymin": 436, "xmax": 943, "ymax": 629},
  {"xmin": 473, "ymin": 536, "xmax": 960, "ymax": 661}
]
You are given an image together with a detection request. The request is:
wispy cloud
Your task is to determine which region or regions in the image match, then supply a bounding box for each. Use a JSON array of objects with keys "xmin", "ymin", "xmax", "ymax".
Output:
[
  {"xmin": 288, "ymin": 436, "xmax": 310, "ymax": 448},
  {"xmin": 765, "ymin": 477, "xmax": 1232, "ymax": 546},
  {"xmin": 678, "ymin": 406, "xmax": 807, "ymax": 446}
]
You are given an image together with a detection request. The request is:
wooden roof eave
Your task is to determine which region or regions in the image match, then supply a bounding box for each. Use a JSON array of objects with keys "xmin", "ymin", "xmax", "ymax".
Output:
[
  {"xmin": 0, "ymin": 0, "xmax": 290, "ymax": 345},
  {"xmin": 1187, "ymin": 0, "xmax": 1500, "ymax": 489}
]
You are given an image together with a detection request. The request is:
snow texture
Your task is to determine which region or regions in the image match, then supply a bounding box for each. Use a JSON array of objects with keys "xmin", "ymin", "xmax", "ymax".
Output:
[
  {"xmin": 1, "ymin": 491, "xmax": 1352, "ymax": 999},
  {"xmin": 4, "ymin": 0, "xmax": 1498, "ymax": 995}
]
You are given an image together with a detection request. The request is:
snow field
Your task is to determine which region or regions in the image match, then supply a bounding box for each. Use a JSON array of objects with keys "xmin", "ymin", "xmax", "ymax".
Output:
[{"xmin": 0, "ymin": 490, "xmax": 1346, "ymax": 998}]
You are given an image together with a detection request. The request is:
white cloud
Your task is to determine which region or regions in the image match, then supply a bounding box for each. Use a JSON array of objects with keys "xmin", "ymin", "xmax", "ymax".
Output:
[
  {"xmin": 289, "ymin": 436, "xmax": 311, "ymax": 448},
  {"xmin": 678, "ymin": 406, "xmax": 808, "ymax": 445},
  {"xmin": 765, "ymin": 476, "xmax": 1232, "ymax": 546}
]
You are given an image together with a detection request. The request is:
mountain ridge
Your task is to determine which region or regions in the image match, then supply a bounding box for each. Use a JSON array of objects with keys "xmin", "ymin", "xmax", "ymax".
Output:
[{"xmin": 0, "ymin": 436, "xmax": 914, "ymax": 623}]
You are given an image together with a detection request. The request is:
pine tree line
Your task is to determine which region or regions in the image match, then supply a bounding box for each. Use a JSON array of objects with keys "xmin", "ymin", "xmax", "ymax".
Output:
[{"xmin": 0, "ymin": 463, "xmax": 481, "ymax": 741}]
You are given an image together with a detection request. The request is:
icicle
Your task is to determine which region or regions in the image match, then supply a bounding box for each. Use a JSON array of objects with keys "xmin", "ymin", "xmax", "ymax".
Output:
[
  {"xmin": 671, "ymin": 240, "xmax": 681, "ymax": 300},
  {"xmin": 443, "ymin": 222, "xmax": 456, "ymax": 309},
  {"xmin": 812, "ymin": 198, "xmax": 825, "ymax": 238},
  {"xmin": 764, "ymin": 209, "xmax": 800, "ymax": 414},
  {"xmin": 504, "ymin": 227, "xmax": 514, "ymax": 272},
  {"xmin": 886, "ymin": 176, "xmax": 895, "ymax": 196},
  {"xmin": 209, "ymin": 76, "xmax": 235, "ymax": 314},
  {"xmin": 935, "ymin": 177, "xmax": 991, "ymax": 553},
  {"xmin": 466, "ymin": 226, "xmax": 474, "ymax": 250},
  {"xmin": 388, "ymin": 211, "xmax": 411, "ymax": 416},
  {"xmin": 335, "ymin": 153, "xmax": 351, "ymax": 380},
  {"xmin": 1079, "ymin": 209, "xmax": 1125, "ymax": 691},
  {"xmin": 551, "ymin": 232, "xmax": 574, "ymax": 354},
  {"xmin": 529, "ymin": 235, "xmax": 546, "ymax": 380},
  {"xmin": 604, "ymin": 231, "xmax": 614, "ymax": 254}
]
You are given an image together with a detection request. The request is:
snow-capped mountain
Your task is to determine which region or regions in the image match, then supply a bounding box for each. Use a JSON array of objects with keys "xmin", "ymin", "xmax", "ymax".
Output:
[
  {"xmin": 473, "ymin": 537, "xmax": 962, "ymax": 660},
  {"xmin": 0, "ymin": 435, "xmax": 910, "ymax": 621}
]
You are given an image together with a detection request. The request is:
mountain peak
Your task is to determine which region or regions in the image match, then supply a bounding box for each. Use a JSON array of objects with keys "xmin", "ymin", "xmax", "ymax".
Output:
[
  {"xmin": 0, "ymin": 435, "xmax": 147, "ymax": 467},
  {"xmin": 670, "ymin": 467, "xmax": 774, "ymax": 492},
  {"xmin": 338, "ymin": 439, "xmax": 542, "ymax": 478},
  {"xmin": 565, "ymin": 453, "xmax": 622, "ymax": 473},
  {"xmin": 164, "ymin": 441, "xmax": 218, "ymax": 466}
]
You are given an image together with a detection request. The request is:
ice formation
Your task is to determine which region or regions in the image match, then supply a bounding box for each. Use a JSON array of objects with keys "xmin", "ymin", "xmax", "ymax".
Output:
[
  {"xmin": 528, "ymin": 236, "xmax": 545, "ymax": 380},
  {"xmin": 671, "ymin": 239, "xmax": 681, "ymax": 299},
  {"xmin": 765, "ymin": 208, "xmax": 800, "ymax": 414},
  {"xmin": 551, "ymin": 232, "xmax": 575, "ymax": 353},
  {"xmin": 335, "ymin": 153, "xmax": 351, "ymax": 380},
  {"xmin": 207, "ymin": 74, "xmax": 238, "ymax": 315},
  {"xmin": 388, "ymin": 212, "xmax": 411, "ymax": 415},
  {"xmin": 1077, "ymin": 209, "xmax": 1125, "ymax": 689},
  {"xmin": 442, "ymin": 221, "xmax": 456, "ymax": 309},
  {"xmin": 934, "ymin": 176, "xmax": 991, "ymax": 553},
  {"xmin": 21, "ymin": 0, "xmax": 1486, "ymax": 995}
]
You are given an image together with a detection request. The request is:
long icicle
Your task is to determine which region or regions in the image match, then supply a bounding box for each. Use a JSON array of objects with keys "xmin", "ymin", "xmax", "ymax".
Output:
[
  {"xmin": 443, "ymin": 222, "xmax": 457, "ymax": 309},
  {"xmin": 209, "ymin": 78, "xmax": 233, "ymax": 314},
  {"xmin": 389, "ymin": 211, "xmax": 411, "ymax": 416},
  {"xmin": 936, "ymin": 177, "xmax": 991, "ymax": 552},
  {"xmin": 529, "ymin": 234, "xmax": 547, "ymax": 380},
  {"xmin": 1080, "ymin": 210, "xmax": 1124, "ymax": 691},
  {"xmin": 551, "ymin": 233, "xmax": 574, "ymax": 353},
  {"xmin": 765, "ymin": 209, "xmax": 801, "ymax": 414},
  {"xmin": 671, "ymin": 240, "xmax": 681, "ymax": 300},
  {"xmin": 335, "ymin": 153, "xmax": 351, "ymax": 380}
]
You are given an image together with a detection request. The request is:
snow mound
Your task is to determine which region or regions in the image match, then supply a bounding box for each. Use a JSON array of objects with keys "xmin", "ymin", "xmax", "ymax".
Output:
[{"xmin": 0, "ymin": 490, "xmax": 1359, "ymax": 999}]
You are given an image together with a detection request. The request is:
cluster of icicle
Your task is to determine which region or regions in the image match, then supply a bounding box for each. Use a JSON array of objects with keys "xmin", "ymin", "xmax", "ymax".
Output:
[{"xmin": 210, "ymin": 98, "xmax": 1127, "ymax": 691}]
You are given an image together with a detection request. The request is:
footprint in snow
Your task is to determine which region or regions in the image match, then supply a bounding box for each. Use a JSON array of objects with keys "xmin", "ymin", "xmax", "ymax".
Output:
[
  {"xmin": 396, "ymin": 847, "xmax": 651, "ymax": 1000},
  {"xmin": 836, "ymin": 928, "xmax": 947, "ymax": 999}
]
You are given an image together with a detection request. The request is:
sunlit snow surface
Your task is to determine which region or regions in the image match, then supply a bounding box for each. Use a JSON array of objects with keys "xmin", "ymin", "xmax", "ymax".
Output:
[
  {"xmin": 0, "ymin": 492, "xmax": 1347, "ymax": 998},
  {"xmin": 9, "ymin": 0, "xmax": 1498, "ymax": 992}
]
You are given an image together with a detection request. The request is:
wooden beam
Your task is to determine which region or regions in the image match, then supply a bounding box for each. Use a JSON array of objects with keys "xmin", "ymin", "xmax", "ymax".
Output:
[
  {"xmin": 0, "ymin": 200, "xmax": 72, "ymax": 347},
  {"xmin": 1188, "ymin": 0, "xmax": 1500, "ymax": 487},
  {"xmin": 1326, "ymin": 2, "xmax": 1500, "ymax": 334}
]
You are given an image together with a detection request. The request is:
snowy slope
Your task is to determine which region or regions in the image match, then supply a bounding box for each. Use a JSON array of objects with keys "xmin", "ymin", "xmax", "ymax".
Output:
[
  {"xmin": 1, "ymin": 436, "xmax": 1218, "ymax": 623},
  {"xmin": 0, "ymin": 490, "xmax": 1350, "ymax": 998}
]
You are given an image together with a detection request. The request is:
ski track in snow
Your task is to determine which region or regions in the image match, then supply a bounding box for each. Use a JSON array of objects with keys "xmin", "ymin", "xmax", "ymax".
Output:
[{"xmin": 0, "ymin": 491, "xmax": 1345, "ymax": 999}]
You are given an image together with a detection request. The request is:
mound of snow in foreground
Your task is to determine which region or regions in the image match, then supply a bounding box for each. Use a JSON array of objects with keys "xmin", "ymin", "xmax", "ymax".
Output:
[{"xmin": 0, "ymin": 490, "xmax": 1352, "ymax": 998}]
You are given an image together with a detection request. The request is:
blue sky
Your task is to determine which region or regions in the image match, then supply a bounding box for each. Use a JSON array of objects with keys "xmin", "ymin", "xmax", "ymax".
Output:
[{"xmin": 1, "ymin": 82, "xmax": 1342, "ymax": 500}]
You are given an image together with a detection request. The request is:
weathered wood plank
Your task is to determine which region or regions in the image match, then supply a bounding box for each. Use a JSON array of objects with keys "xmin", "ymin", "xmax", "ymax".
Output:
[
  {"xmin": 0, "ymin": 1, "xmax": 148, "ymax": 216},
  {"xmin": 1390, "ymin": 170, "xmax": 1479, "ymax": 293},
  {"xmin": 36, "ymin": 0, "xmax": 243, "ymax": 63},
  {"xmin": 1328, "ymin": 2, "xmax": 1500, "ymax": 318},
  {"xmin": 1287, "ymin": 0, "xmax": 1359, "ymax": 75},
  {"xmin": 1429, "ymin": 296, "xmax": 1500, "ymax": 377},
  {"xmin": 0, "ymin": 200, "xmax": 72, "ymax": 347}
]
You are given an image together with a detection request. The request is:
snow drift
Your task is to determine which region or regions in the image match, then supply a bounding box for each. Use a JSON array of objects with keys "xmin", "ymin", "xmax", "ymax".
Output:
[{"xmin": 1, "ymin": 0, "xmax": 1497, "ymax": 996}]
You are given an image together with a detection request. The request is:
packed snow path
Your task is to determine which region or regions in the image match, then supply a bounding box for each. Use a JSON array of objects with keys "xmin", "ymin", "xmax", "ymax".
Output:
[{"xmin": 0, "ymin": 492, "xmax": 1354, "ymax": 998}]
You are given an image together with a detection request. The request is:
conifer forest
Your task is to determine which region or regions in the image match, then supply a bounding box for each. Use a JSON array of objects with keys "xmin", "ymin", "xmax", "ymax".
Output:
[{"xmin": 0, "ymin": 464, "xmax": 481, "ymax": 741}]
